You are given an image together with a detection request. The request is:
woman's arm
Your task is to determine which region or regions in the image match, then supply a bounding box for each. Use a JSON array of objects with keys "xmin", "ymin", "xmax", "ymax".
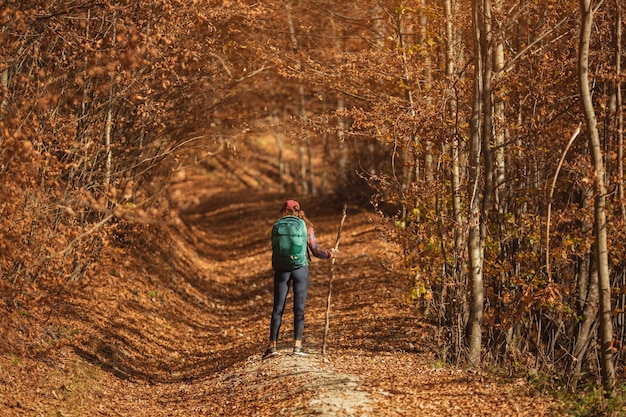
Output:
[{"xmin": 307, "ymin": 227, "xmax": 332, "ymax": 259}]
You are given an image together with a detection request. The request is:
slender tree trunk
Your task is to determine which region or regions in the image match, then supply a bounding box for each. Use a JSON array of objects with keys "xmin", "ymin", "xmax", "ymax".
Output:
[
  {"xmin": 467, "ymin": 0, "xmax": 496, "ymax": 368},
  {"xmin": 569, "ymin": 255, "xmax": 599, "ymax": 390},
  {"xmin": 571, "ymin": 268, "xmax": 599, "ymax": 389},
  {"xmin": 419, "ymin": 0, "xmax": 434, "ymax": 184},
  {"xmin": 302, "ymin": 83, "xmax": 315, "ymax": 195},
  {"xmin": 467, "ymin": 134, "xmax": 484, "ymax": 368},
  {"xmin": 337, "ymin": 94, "xmax": 347, "ymax": 189},
  {"xmin": 493, "ymin": 8, "xmax": 506, "ymax": 214},
  {"xmin": 328, "ymin": 22, "xmax": 348, "ymax": 193},
  {"xmin": 615, "ymin": 0, "xmax": 625, "ymax": 225},
  {"xmin": 0, "ymin": 69, "xmax": 7, "ymax": 113},
  {"xmin": 444, "ymin": 0, "xmax": 467, "ymax": 363},
  {"xmin": 480, "ymin": 0, "xmax": 495, "ymax": 218},
  {"xmin": 579, "ymin": 0, "xmax": 616, "ymax": 392},
  {"xmin": 467, "ymin": 0, "xmax": 484, "ymax": 368},
  {"xmin": 444, "ymin": 0, "xmax": 462, "ymax": 255},
  {"xmin": 577, "ymin": 184, "xmax": 594, "ymax": 313},
  {"xmin": 397, "ymin": 7, "xmax": 418, "ymax": 220},
  {"xmin": 298, "ymin": 145, "xmax": 307, "ymax": 194},
  {"xmin": 286, "ymin": 1, "xmax": 314, "ymax": 195},
  {"xmin": 104, "ymin": 12, "xmax": 117, "ymax": 188},
  {"xmin": 273, "ymin": 108, "xmax": 285, "ymax": 193},
  {"xmin": 492, "ymin": 4, "xmax": 511, "ymax": 357},
  {"xmin": 616, "ymin": 2, "xmax": 626, "ymax": 348}
]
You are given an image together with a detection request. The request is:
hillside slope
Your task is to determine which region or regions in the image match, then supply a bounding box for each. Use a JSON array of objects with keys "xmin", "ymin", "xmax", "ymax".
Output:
[{"xmin": 0, "ymin": 181, "xmax": 559, "ymax": 416}]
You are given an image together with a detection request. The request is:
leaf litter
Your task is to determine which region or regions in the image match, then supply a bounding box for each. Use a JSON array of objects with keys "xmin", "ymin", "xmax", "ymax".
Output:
[{"xmin": 0, "ymin": 186, "xmax": 561, "ymax": 416}]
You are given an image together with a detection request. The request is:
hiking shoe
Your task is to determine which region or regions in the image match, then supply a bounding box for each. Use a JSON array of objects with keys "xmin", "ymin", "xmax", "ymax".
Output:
[
  {"xmin": 292, "ymin": 346, "xmax": 309, "ymax": 356},
  {"xmin": 262, "ymin": 346, "xmax": 279, "ymax": 360}
]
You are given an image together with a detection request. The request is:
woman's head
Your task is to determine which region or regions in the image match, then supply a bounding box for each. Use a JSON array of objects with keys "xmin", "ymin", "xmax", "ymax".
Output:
[
  {"xmin": 280, "ymin": 199, "xmax": 312, "ymax": 227},
  {"xmin": 281, "ymin": 199, "xmax": 301, "ymax": 213}
]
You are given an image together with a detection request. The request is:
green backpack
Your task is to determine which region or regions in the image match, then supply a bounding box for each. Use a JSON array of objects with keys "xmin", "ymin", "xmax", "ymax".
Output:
[{"xmin": 271, "ymin": 216, "xmax": 308, "ymax": 269}]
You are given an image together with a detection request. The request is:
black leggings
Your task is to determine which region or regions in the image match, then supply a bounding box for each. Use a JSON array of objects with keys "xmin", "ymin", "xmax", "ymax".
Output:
[{"xmin": 270, "ymin": 266, "xmax": 309, "ymax": 342}]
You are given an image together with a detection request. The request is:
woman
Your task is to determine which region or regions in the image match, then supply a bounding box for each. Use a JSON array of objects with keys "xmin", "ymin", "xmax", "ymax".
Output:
[{"xmin": 263, "ymin": 199, "xmax": 335, "ymax": 359}]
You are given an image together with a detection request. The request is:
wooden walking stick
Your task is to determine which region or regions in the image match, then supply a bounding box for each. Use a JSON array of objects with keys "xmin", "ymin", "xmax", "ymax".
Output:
[{"xmin": 322, "ymin": 204, "xmax": 347, "ymax": 355}]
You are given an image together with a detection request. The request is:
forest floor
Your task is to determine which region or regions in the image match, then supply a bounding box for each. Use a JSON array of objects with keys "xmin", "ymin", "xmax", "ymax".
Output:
[{"xmin": 0, "ymin": 173, "xmax": 564, "ymax": 416}]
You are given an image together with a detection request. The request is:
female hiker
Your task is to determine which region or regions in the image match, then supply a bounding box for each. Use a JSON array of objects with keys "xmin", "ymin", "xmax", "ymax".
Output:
[{"xmin": 263, "ymin": 199, "xmax": 335, "ymax": 359}]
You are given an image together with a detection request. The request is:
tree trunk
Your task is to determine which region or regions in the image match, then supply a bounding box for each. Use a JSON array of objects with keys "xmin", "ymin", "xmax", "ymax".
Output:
[
  {"xmin": 493, "ymin": 10, "xmax": 506, "ymax": 214},
  {"xmin": 479, "ymin": 0, "xmax": 495, "ymax": 219},
  {"xmin": 578, "ymin": 0, "xmax": 616, "ymax": 393},
  {"xmin": 298, "ymin": 145, "xmax": 307, "ymax": 194},
  {"xmin": 337, "ymin": 94, "xmax": 348, "ymax": 190},
  {"xmin": 467, "ymin": 0, "xmax": 496, "ymax": 369},
  {"xmin": 331, "ymin": 22, "xmax": 348, "ymax": 194},
  {"xmin": 467, "ymin": 0, "xmax": 484, "ymax": 368},
  {"xmin": 286, "ymin": 1, "xmax": 314, "ymax": 195},
  {"xmin": 397, "ymin": 6, "xmax": 418, "ymax": 220},
  {"xmin": 419, "ymin": 0, "xmax": 434, "ymax": 184},
  {"xmin": 0, "ymin": 69, "xmax": 7, "ymax": 114},
  {"xmin": 444, "ymin": 0, "xmax": 467, "ymax": 363},
  {"xmin": 104, "ymin": 12, "xmax": 117, "ymax": 188},
  {"xmin": 273, "ymin": 109, "xmax": 285, "ymax": 193},
  {"xmin": 614, "ymin": 0, "xmax": 625, "ymax": 225},
  {"xmin": 569, "ymin": 258, "xmax": 599, "ymax": 390},
  {"xmin": 577, "ymin": 184, "xmax": 594, "ymax": 313}
]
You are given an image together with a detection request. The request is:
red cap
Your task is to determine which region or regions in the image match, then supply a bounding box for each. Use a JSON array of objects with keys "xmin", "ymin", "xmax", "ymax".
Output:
[{"xmin": 281, "ymin": 199, "xmax": 301, "ymax": 212}]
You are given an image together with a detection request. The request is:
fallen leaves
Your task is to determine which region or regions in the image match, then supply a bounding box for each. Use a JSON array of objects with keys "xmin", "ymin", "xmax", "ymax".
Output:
[{"xmin": 0, "ymin": 189, "xmax": 560, "ymax": 416}]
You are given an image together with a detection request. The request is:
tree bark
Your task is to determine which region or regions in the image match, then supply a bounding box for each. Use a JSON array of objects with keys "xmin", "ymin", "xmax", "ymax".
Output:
[
  {"xmin": 104, "ymin": 11, "xmax": 117, "ymax": 188},
  {"xmin": 467, "ymin": 0, "xmax": 497, "ymax": 369},
  {"xmin": 578, "ymin": 0, "xmax": 616, "ymax": 393},
  {"xmin": 577, "ymin": 184, "xmax": 594, "ymax": 313},
  {"xmin": 286, "ymin": 1, "xmax": 314, "ymax": 195},
  {"xmin": 493, "ymin": 9, "xmax": 505, "ymax": 214},
  {"xmin": 444, "ymin": 0, "xmax": 467, "ymax": 363},
  {"xmin": 467, "ymin": 0, "xmax": 485, "ymax": 368},
  {"xmin": 569, "ymin": 263, "xmax": 599, "ymax": 390},
  {"xmin": 614, "ymin": 0, "xmax": 625, "ymax": 225},
  {"xmin": 273, "ymin": 108, "xmax": 285, "ymax": 193},
  {"xmin": 419, "ymin": 0, "xmax": 434, "ymax": 184},
  {"xmin": 0, "ymin": 69, "xmax": 7, "ymax": 114},
  {"xmin": 396, "ymin": 6, "xmax": 418, "ymax": 220}
]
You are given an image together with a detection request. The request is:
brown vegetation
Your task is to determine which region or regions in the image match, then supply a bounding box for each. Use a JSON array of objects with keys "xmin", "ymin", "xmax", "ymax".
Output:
[
  {"xmin": 0, "ymin": 182, "xmax": 559, "ymax": 416},
  {"xmin": 1, "ymin": 0, "xmax": 625, "ymax": 414}
]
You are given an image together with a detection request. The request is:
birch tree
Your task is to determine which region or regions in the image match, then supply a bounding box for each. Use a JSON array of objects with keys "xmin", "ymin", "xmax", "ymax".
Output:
[
  {"xmin": 467, "ymin": 0, "xmax": 485, "ymax": 367},
  {"xmin": 578, "ymin": 0, "xmax": 616, "ymax": 392}
]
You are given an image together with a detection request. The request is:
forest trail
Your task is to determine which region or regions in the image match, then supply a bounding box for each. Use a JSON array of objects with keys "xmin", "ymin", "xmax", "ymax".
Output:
[{"xmin": 1, "ymin": 181, "xmax": 558, "ymax": 416}]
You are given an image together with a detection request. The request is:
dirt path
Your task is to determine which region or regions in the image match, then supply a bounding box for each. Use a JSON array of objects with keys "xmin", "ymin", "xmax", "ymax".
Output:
[
  {"xmin": 134, "ymin": 186, "xmax": 556, "ymax": 416},
  {"xmin": 203, "ymin": 350, "xmax": 374, "ymax": 416},
  {"xmin": 1, "ymin": 186, "xmax": 560, "ymax": 416}
]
